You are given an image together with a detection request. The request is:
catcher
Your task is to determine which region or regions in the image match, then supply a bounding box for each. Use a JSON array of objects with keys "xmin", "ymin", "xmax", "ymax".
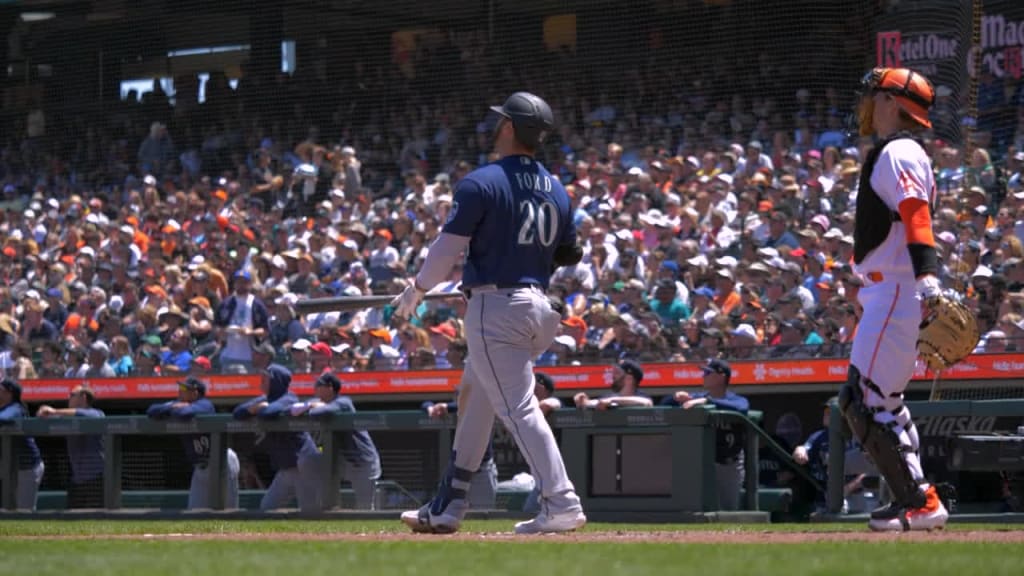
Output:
[{"xmin": 840, "ymin": 67, "xmax": 977, "ymax": 532}]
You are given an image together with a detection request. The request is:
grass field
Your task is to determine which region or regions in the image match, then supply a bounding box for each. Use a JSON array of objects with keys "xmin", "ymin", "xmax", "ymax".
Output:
[{"xmin": 1, "ymin": 520, "xmax": 1022, "ymax": 576}]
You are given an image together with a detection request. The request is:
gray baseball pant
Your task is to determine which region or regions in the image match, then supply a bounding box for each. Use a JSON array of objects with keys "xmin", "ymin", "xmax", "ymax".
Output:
[
  {"xmin": 260, "ymin": 452, "xmax": 321, "ymax": 512},
  {"xmin": 453, "ymin": 287, "xmax": 580, "ymax": 514},
  {"xmin": 188, "ymin": 448, "xmax": 240, "ymax": 509},
  {"xmin": 17, "ymin": 461, "xmax": 44, "ymax": 511}
]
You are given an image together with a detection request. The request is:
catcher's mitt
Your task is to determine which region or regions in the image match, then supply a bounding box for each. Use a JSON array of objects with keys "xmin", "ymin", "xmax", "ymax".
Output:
[{"xmin": 917, "ymin": 294, "xmax": 980, "ymax": 372}]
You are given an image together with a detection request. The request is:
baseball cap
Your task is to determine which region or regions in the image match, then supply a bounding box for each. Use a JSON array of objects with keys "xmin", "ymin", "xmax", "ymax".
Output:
[
  {"xmin": 617, "ymin": 359, "xmax": 644, "ymax": 384},
  {"xmin": 731, "ymin": 324, "xmax": 757, "ymax": 340},
  {"xmin": 0, "ymin": 379, "xmax": 22, "ymax": 402},
  {"xmin": 694, "ymin": 286, "xmax": 715, "ymax": 299},
  {"xmin": 178, "ymin": 376, "xmax": 207, "ymax": 394},
  {"xmin": 310, "ymin": 342, "xmax": 333, "ymax": 356},
  {"xmin": 369, "ymin": 327, "xmax": 391, "ymax": 341},
  {"xmin": 561, "ymin": 316, "xmax": 587, "ymax": 331},
  {"xmin": 554, "ymin": 334, "xmax": 577, "ymax": 351},
  {"xmin": 291, "ymin": 338, "xmax": 313, "ymax": 351},
  {"xmin": 315, "ymin": 372, "xmax": 342, "ymax": 392},
  {"xmin": 429, "ymin": 324, "xmax": 457, "ymax": 339},
  {"xmin": 191, "ymin": 356, "xmax": 212, "ymax": 370},
  {"xmin": 702, "ymin": 358, "xmax": 732, "ymax": 378}
]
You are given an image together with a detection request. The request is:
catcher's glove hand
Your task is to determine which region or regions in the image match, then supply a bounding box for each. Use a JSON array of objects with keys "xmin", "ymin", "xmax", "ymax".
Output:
[{"xmin": 917, "ymin": 292, "xmax": 980, "ymax": 372}]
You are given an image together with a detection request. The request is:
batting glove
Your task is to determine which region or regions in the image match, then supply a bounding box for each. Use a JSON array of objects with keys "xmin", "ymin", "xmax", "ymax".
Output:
[
  {"xmin": 916, "ymin": 274, "xmax": 942, "ymax": 302},
  {"xmin": 391, "ymin": 281, "xmax": 425, "ymax": 319}
]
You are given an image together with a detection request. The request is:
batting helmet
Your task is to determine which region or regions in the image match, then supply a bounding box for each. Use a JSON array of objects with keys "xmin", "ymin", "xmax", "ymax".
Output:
[
  {"xmin": 861, "ymin": 67, "xmax": 935, "ymax": 129},
  {"xmin": 489, "ymin": 92, "xmax": 554, "ymax": 149}
]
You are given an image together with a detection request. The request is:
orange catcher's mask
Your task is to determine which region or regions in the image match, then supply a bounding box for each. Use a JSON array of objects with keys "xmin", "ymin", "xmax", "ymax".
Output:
[{"xmin": 857, "ymin": 67, "xmax": 935, "ymax": 136}]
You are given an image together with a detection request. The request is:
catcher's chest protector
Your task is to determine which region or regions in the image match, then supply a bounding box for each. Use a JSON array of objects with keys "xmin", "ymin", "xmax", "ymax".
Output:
[{"xmin": 853, "ymin": 132, "xmax": 925, "ymax": 264}]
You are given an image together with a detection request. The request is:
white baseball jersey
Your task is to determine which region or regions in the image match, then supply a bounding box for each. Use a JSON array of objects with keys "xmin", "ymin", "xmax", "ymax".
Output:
[{"xmin": 853, "ymin": 138, "xmax": 936, "ymax": 282}]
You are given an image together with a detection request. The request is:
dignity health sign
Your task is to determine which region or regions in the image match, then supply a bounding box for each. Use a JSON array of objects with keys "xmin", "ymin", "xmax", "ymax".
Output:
[{"xmin": 876, "ymin": 0, "xmax": 1024, "ymax": 81}]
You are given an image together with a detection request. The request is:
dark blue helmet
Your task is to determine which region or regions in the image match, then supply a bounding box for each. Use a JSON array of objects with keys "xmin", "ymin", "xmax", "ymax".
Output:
[{"xmin": 489, "ymin": 92, "xmax": 554, "ymax": 150}]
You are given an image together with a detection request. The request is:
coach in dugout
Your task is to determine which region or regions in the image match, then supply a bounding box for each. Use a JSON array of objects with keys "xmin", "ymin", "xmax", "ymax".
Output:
[
  {"xmin": 662, "ymin": 359, "xmax": 750, "ymax": 510},
  {"xmin": 290, "ymin": 372, "xmax": 382, "ymax": 510},
  {"xmin": 36, "ymin": 385, "xmax": 106, "ymax": 509},
  {"xmin": 147, "ymin": 376, "xmax": 241, "ymax": 510}
]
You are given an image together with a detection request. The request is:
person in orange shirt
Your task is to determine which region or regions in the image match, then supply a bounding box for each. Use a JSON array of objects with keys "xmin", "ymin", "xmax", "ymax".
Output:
[{"xmin": 713, "ymin": 269, "xmax": 742, "ymax": 315}]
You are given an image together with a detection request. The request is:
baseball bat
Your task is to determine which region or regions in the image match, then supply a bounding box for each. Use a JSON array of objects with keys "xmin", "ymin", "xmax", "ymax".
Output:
[{"xmin": 293, "ymin": 291, "xmax": 462, "ymax": 314}]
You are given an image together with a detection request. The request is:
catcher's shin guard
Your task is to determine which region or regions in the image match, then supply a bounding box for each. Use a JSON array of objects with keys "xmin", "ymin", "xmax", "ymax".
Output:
[{"xmin": 839, "ymin": 366, "xmax": 927, "ymax": 509}]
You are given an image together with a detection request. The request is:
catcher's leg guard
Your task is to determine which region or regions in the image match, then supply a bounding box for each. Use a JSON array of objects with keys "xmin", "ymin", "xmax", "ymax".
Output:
[{"xmin": 839, "ymin": 366, "xmax": 926, "ymax": 510}]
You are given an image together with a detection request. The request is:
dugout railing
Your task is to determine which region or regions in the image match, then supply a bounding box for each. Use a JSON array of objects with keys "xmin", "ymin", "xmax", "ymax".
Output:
[{"xmin": 0, "ymin": 408, "xmax": 808, "ymax": 518}]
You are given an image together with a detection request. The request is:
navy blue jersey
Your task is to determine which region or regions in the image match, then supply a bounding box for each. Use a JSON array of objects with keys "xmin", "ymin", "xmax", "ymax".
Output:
[{"xmin": 444, "ymin": 155, "xmax": 575, "ymax": 289}]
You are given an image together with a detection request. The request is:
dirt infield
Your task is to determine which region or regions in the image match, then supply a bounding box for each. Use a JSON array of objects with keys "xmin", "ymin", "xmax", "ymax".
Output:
[{"xmin": 15, "ymin": 530, "xmax": 1024, "ymax": 543}]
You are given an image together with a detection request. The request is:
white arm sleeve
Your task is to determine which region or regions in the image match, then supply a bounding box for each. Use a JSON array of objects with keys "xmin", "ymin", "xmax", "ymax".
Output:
[{"xmin": 415, "ymin": 232, "xmax": 471, "ymax": 291}]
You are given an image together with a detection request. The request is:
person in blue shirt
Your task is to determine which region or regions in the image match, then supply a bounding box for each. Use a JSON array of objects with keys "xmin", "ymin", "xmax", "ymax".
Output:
[
  {"xmin": 0, "ymin": 379, "xmax": 44, "ymax": 510},
  {"xmin": 662, "ymin": 359, "xmax": 750, "ymax": 511},
  {"xmin": 147, "ymin": 376, "xmax": 240, "ymax": 509},
  {"xmin": 290, "ymin": 372, "xmax": 382, "ymax": 510},
  {"xmin": 233, "ymin": 364, "xmax": 319, "ymax": 512},
  {"xmin": 160, "ymin": 327, "xmax": 194, "ymax": 375},
  {"xmin": 36, "ymin": 385, "xmax": 105, "ymax": 509}
]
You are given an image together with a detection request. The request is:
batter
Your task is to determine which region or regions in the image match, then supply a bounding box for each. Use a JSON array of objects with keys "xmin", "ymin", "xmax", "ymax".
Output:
[
  {"xmin": 393, "ymin": 92, "xmax": 586, "ymax": 534},
  {"xmin": 840, "ymin": 67, "xmax": 948, "ymax": 531}
]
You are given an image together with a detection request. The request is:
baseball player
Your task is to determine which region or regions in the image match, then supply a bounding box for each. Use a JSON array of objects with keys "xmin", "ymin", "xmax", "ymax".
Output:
[
  {"xmin": 37, "ymin": 385, "xmax": 106, "ymax": 509},
  {"xmin": 290, "ymin": 372, "xmax": 382, "ymax": 510},
  {"xmin": 233, "ymin": 364, "xmax": 320, "ymax": 512},
  {"xmin": 0, "ymin": 379, "xmax": 43, "ymax": 510},
  {"xmin": 839, "ymin": 67, "xmax": 948, "ymax": 531},
  {"xmin": 393, "ymin": 92, "xmax": 586, "ymax": 534},
  {"xmin": 147, "ymin": 377, "xmax": 240, "ymax": 509}
]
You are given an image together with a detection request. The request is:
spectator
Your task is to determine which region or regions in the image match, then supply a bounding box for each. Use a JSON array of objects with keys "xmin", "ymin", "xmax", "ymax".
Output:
[
  {"xmin": 232, "ymin": 364, "xmax": 320, "ymax": 512},
  {"xmin": 290, "ymin": 372, "xmax": 382, "ymax": 510},
  {"xmin": 109, "ymin": 335, "xmax": 134, "ymax": 376},
  {"xmin": 79, "ymin": 341, "xmax": 116, "ymax": 378},
  {"xmin": 0, "ymin": 379, "xmax": 43, "ymax": 510},
  {"xmin": 36, "ymin": 385, "xmax": 105, "ymax": 509},
  {"xmin": 215, "ymin": 270, "xmax": 269, "ymax": 374},
  {"xmin": 663, "ymin": 359, "xmax": 749, "ymax": 511},
  {"xmin": 160, "ymin": 328, "xmax": 193, "ymax": 375},
  {"xmin": 574, "ymin": 359, "xmax": 653, "ymax": 410}
]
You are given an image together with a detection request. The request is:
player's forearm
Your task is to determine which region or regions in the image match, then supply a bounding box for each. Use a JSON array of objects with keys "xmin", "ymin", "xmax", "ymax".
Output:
[{"xmin": 415, "ymin": 232, "xmax": 471, "ymax": 290}]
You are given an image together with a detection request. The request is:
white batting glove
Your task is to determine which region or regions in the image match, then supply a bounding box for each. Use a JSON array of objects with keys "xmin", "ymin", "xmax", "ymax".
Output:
[
  {"xmin": 916, "ymin": 275, "xmax": 942, "ymax": 302},
  {"xmin": 391, "ymin": 281, "xmax": 425, "ymax": 319}
]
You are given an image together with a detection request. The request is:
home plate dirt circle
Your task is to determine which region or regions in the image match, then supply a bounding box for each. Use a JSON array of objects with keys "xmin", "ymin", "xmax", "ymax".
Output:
[{"xmin": 18, "ymin": 530, "xmax": 1024, "ymax": 543}]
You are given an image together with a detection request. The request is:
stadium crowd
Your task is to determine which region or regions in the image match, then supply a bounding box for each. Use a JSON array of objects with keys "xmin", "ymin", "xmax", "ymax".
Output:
[{"xmin": 2, "ymin": 47, "xmax": 1024, "ymax": 380}]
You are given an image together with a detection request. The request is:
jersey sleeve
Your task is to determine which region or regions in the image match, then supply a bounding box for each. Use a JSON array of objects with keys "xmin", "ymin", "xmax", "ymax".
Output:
[
  {"xmin": 871, "ymin": 140, "xmax": 933, "ymax": 209},
  {"xmin": 442, "ymin": 178, "xmax": 486, "ymax": 237}
]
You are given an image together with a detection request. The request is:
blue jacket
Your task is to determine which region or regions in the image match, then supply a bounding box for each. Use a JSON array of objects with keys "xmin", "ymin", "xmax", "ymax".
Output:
[
  {"xmin": 67, "ymin": 408, "xmax": 105, "ymax": 484},
  {"xmin": 233, "ymin": 364, "xmax": 316, "ymax": 470},
  {"xmin": 147, "ymin": 397, "xmax": 216, "ymax": 466},
  {"xmin": 215, "ymin": 293, "xmax": 270, "ymax": 331},
  {"xmin": 0, "ymin": 402, "xmax": 41, "ymax": 469},
  {"xmin": 309, "ymin": 396, "xmax": 380, "ymax": 465}
]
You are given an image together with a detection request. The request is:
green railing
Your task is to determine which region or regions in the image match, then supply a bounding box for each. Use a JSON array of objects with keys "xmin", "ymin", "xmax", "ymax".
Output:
[{"xmin": 1, "ymin": 408, "xmax": 786, "ymax": 515}]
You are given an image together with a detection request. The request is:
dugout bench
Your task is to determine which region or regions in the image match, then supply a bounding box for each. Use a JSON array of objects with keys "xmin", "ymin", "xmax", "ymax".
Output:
[{"xmin": 1, "ymin": 408, "xmax": 799, "ymax": 519}]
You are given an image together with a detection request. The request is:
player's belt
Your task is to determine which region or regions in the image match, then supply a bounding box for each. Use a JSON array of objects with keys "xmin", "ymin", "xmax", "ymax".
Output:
[{"xmin": 462, "ymin": 283, "xmax": 542, "ymax": 298}]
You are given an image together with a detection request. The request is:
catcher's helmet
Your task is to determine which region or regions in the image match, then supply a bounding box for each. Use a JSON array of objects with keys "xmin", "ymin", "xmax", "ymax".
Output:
[
  {"xmin": 861, "ymin": 67, "xmax": 935, "ymax": 129},
  {"xmin": 489, "ymin": 92, "xmax": 554, "ymax": 149}
]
